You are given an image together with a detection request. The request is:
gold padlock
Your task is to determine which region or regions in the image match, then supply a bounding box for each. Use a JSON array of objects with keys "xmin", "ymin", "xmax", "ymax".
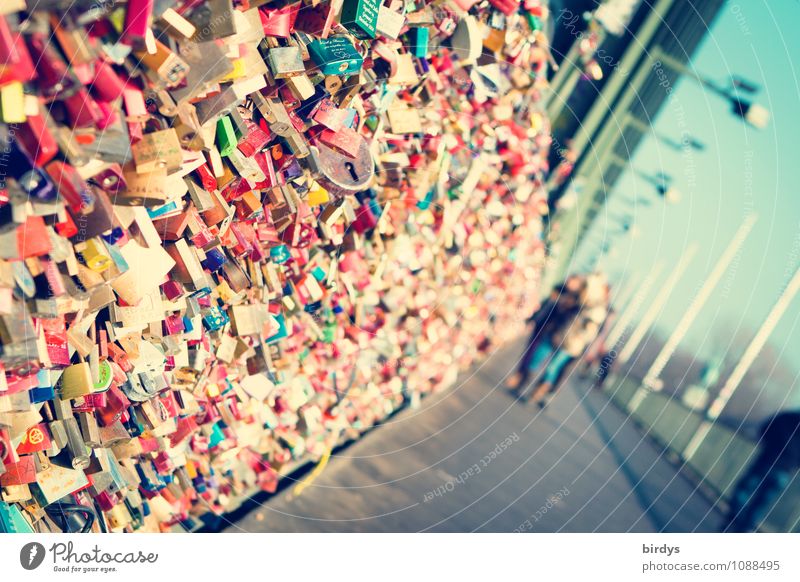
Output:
[
  {"xmin": 59, "ymin": 362, "xmax": 94, "ymax": 400},
  {"xmin": 134, "ymin": 39, "xmax": 189, "ymax": 87},
  {"xmin": 130, "ymin": 129, "xmax": 183, "ymax": 174},
  {"xmin": 120, "ymin": 163, "xmax": 168, "ymax": 206},
  {"xmin": 307, "ymin": 181, "xmax": 330, "ymax": 207}
]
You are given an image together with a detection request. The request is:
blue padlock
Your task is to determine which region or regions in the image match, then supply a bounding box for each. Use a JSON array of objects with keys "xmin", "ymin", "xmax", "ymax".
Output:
[{"xmin": 270, "ymin": 244, "xmax": 291, "ymax": 264}]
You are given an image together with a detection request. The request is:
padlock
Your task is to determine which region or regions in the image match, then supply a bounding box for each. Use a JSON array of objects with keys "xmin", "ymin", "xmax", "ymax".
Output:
[
  {"xmin": 89, "ymin": 164, "xmax": 127, "ymax": 199},
  {"xmin": 159, "ymin": 7, "xmax": 197, "ymax": 39},
  {"xmin": 256, "ymin": 95, "xmax": 294, "ymax": 137},
  {"xmin": 387, "ymin": 106, "xmax": 423, "ymax": 134},
  {"xmin": 99, "ymin": 421, "xmax": 131, "ymax": 447},
  {"xmin": 267, "ymin": 46, "xmax": 305, "ymax": 79},
  {"xmin": 15, "ymin": 112, "xmax": 59, "ymax": 167},
  {"xmin": 131, "ymin": 128, "xmax": 183, "ymax": 174},
  {"xmin": 449, "ymin": 15, "xmax": 482, "ymax": 64},
  {"xmin": 119, "ymin": 164, "xmax": 168, "ymax": 206},
  {"xmin": 173, "ymin": 104, "xmax": 206, "ymax": 151},
  {"xmin": 0, "ymin": 455, "xmax": 36, "ymax": 486},
  {"xmin": 90, "ymin": 58, "xmax": 128, "ymax": 103},
  {"xmin": 340, "ymin": 0, "xmax": 381, "ymax": 39},
  {"xmin": 0, "ymin": 15, "xmax": 34, "ymax": 87},
  {"xmin": 121, "ymin": 0, "xmax": 154, "ymax": 47},
  {"xmin": 236, "ymin": 123, "xmax": 270, "ymax": 159},
  {"xmin": 407, "ymin": 26, "xmax": 430, "ymax": 58},
  {"xmin": 376, "ymin": 5, "xmax": 406, "ymax": 40},
  {"xmin": 25, "ymin": 31, "xmax": 78, "ymax": 98},
  {"xmin": 59, "ymin": 362, "xmax": 94, "ymax": 400},
  {"xmin": 260, "ymin": 3, "xmax": 300, "ymax": 37},
  {"xmin": 0, "ymin": 428, "xmax": 16, "ymax": 468},
  {"xmin": 312, "ymin": 98, "xmax": 350, "ymax": 131},
  {"xmin": 183, "ymin": 0, "xmax": 237, "ymax": 41},
  {"xmin": 61, "ymin": 88, "xmax": 105, "ymax": 129},
  {"xmin": 77, "ymin": 411, "xmax": 101, "ymax": 448},
  {"xmin": 286, "ymin": 74, "xmax": 316, "ymax": 101},
  {"xmin": 295, "ymin": 0, "xmax": 340, "ymax": 39},
  {"xmin": 4, "ymin": 136, "xmax": 56, "ymax": 202},
  {"xmin": 63, "ymin": 416, "xmax": 91, "ymax": 470},
  {"xmin": 45, "ymin": 161, "xmax": 94, "ymax": 213},
  {"xmin": 135, "ymin": 38, "xmax": 190, "ymax": 88},
  {"xmin": 0, "ymin": 81, "xmax": 25, "ymax": 123},
  {"xmin": 75, "ymin": 239, "xmax": 112, "ymax": 273},
  {"xmin": 171, "ymin": 41, "xmax": 235, "ymax": 106},
  {"xmin": 186, "ymin": 179, "xmax": 216, "ymax": 212},
  {"xmin": 47, "ymin": 420, "xmax": 68, "ymax": 453},
  {"xmin": 216, "ymin": 116, "xmax": 239, "ymax": 157},
  {"xmin": 308, "ymin": 37, "xmax": 364, "ymax": 76},
  {"xmin": 318, "ymin": 126, "xmax": 362, "ymax": 158}
]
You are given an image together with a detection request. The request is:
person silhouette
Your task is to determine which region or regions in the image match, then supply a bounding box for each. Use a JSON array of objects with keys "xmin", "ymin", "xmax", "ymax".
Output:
[
  {"xmin": 506, "ymin": 275, "xmax": 585, "ymax": 394},
  {"xmin": 724, "ymin": 410, "xmax": 800, "ymax": 532}
]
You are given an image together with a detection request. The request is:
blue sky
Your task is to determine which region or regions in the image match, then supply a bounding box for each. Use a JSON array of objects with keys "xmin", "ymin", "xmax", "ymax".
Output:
[{"xmin": 574, "ymin": 2, "xmax": 800, "ymax": 391}]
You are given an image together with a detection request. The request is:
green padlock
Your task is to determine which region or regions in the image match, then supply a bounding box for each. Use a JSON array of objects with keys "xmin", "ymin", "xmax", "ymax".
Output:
[
  {"xmin": 93, "ymin": 360, "xmax": 113, "ymax": 393},
  {"xmin": 308, "ymin": 37, "xmax": 364, "ymax": 76},
  {"xmin": 340, "ymin": 0, "xmax": 381, "ymax": 39},
  {"xmin": 216, "ymin": 115, "xmax": 238, "ymax": 157}
]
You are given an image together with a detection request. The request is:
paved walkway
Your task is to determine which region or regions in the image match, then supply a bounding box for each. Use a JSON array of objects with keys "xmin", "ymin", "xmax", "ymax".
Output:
[{"xmin": 223, "ymin": 342, "xmax": 724, "ymax": 532}]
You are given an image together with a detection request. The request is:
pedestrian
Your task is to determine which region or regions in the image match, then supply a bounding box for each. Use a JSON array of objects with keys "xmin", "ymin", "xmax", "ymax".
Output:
[
  {"xmin": 506, "ymin": 274, "xmax": 585, "ymax": 392},
  {"xmin": 723, "ymin": 410, "xmax": 800, "ymax": 532},
  {"xmin": 579, "ymin": 297, "xmax": 616, "ymax": 389},
  {"xmin": 524, "ymin": 273, "xmax": 609, "ymax": 407}
]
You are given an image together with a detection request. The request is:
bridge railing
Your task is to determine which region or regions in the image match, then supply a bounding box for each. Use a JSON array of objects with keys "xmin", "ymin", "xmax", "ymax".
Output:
[{"xmin": 604, "ymin": 375, "xmax": 800, "ymax": 532}]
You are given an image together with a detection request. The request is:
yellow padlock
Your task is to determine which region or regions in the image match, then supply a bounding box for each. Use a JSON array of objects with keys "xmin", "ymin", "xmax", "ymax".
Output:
[
  {"xmin": 76, "ymin": 239, "xmax": 113, "ymax": 273},
  {"xmin": 219, "ymin": 58, "xmax": 246, "ymax": 82},
  {"xmin": 0, "ymin": 81, "xmax": 26, "ymax": 123},
  {"xmin": 307, "ymin": 181, "xmax": 330, "ymax": 207},
  {"xmin": 59, "ymin": 362, "xmax": 94, "ymax": 400}
]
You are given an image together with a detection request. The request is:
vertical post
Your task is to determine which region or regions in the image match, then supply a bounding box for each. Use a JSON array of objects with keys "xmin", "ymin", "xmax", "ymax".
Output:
[
  {"xmin": 618, "ymin": 243, "xmax": 698, "ymax": 363},
  {"xmin": 605, "ymin": 260, "xmax": 665, "ymax": 350},
  {"xmin": 611, "ymin": 271, "xmax": 643, "ymax": 311},
  {"xmin": 684, "ymin": 265, "xmax": 800, "ymax": 460},
  {"xmin": 641, "ymin": 214, "xmax": 758, "ymax": 391}
]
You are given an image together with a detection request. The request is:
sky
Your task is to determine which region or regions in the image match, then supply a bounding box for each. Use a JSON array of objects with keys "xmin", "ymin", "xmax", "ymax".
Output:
[{"xmin": 573, "ymin": 1, "xmax": 800, "ymax": 400}]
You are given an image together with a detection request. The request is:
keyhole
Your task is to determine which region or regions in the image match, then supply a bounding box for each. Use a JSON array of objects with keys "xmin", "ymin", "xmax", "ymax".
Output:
[{"xmin": 344, "ymin": 161, "xmax": 359, "ymax": 181}]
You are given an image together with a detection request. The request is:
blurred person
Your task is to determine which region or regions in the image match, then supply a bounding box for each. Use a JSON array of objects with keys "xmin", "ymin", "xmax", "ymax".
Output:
[
  {"xmin": 524, "ymin": 273, "xmax": 609, "ymax": 408},
  {"xmin": 723, "ymin": 410, "xmax": 800, "ymax": 533},
  {"xmin": 507, "ymin": 274, "xmax": 585, "ymax": 392},
  {"xmin": 579, "ymin": 299, "xmax": 616, "ymax": 389}
]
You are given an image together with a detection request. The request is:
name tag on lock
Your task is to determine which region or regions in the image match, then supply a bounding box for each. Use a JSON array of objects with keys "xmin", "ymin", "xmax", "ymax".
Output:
[
  {"xmin": 387, "ymin": 106, "xmax": 423, "ymax": 134},
  {"xmin": 376, "ymin": 6, "xmax": 406, "ymax": 40},
  {"xmin": 131, "ymin": 129, "xmax": 183, "ymax": 174},
  {"xmin": 340, "ymin": 0, "xmax": 381, "ymax": 39}
]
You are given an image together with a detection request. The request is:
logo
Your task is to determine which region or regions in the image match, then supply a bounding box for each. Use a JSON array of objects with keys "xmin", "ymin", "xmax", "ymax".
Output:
[
  {"xmin": 20, "ymin": 542, "xmax": 46, "ymax": 570},
  {"xmin": 27, "ymin": 428, "xmax": 45, "ymax": 445}
]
